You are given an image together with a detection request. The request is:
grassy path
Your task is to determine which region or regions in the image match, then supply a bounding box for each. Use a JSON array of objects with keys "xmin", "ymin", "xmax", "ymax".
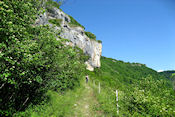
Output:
[
  {"xmin": 72, "ymin": 82, "xmax": 103, "ymax": 117},
  {"xmin": 15, "ymin": 80, "xmax": 104, "ymax": 117}
]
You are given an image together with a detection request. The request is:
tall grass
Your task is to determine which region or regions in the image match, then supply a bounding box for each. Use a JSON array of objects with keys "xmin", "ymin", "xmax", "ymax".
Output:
[
  {"xmin": 15, "ymin": 80, "xmax": 85, "ymax": 117},
  {"xmin": 89, "ymin": 79, "xmax": 119, "ymax": 117}
]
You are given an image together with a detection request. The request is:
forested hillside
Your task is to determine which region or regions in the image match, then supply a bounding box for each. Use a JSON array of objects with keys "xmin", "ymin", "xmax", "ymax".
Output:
[
  {"xmin": 159, "ymin": 70, "xmax": 175, "ymax": 79},
  {"xmin": 88, "ymin": 57, "xmax": 175, "ymax": 116},
  {"xmin": 159, "ymin": 70, "xmax": 175, "ymax": 91}
]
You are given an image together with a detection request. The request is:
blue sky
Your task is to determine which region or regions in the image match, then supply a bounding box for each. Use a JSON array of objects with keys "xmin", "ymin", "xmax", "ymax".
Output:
[{"xmin": 60, "ymin": 0, "xmax": 175, "ymax": 71}]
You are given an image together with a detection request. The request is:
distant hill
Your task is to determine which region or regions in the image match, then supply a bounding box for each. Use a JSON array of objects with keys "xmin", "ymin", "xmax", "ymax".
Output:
[
  {"xmin": 88, "ymin": 56, "xmax": 175, "ymax": 116},
  {"xmin": 90, "ymin": 56, "xmax": 170, "ymax": 88},
  {"xmin": 159, "ymin": 70, "xmax": 175, "ymax": 80}
]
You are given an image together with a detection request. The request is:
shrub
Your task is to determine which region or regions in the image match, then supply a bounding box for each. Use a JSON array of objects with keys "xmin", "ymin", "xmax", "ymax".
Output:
[
  {"xmin": 68, "ymin": 15, "xmax": 85, "ymax": 29},
  {"xmin": 85, "ymin": 31, "xmax": 96, "ymax": 40},
  {"xmin": 0, "ymin": 1, "xmax": 87, "ymax": 116},
  {"xmin": 97, "ymin": 40, "xmax": 102, "ymax": 43},
  {"xmin": 45, "ymin": 0, "xmax": 61, "ymax": 9},
  {"xmin": 87, "ymin": 57, "xmax": 175, "ymax": 116},
  {"xmin": 48, "ymin": 19, "xmax": 62, "ymax": 27}
]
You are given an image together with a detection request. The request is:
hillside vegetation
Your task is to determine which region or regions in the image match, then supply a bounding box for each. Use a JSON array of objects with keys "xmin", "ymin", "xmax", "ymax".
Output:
[
  {"xmin": 87, "ymin": 57, "xmax": 175, "ymax": 116},
  {"xmin": 15, "ymin": 57, "xmax": 175, "ymax": 117},
  {"xmin": 159, "ymin": 70, "xmax": 175, "ymax": 79},
  {"xmin": 0, "ymin": 0, "xmax": 175, "ymax": 117},
  {"xmin": 0, "ymin": 1, "xmax": 87, "ymax": 116}
]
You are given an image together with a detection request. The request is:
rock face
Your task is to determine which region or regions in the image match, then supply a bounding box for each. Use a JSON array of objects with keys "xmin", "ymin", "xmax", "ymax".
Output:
[{"xmin": 36, "ymin": 8, "xmax": 102, "ymax": 71}]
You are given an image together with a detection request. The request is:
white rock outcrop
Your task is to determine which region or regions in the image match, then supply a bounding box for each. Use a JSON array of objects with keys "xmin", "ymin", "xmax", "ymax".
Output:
[{"xmin": 36, "ymin": 8, "xmax": 102, "ymax": 71}]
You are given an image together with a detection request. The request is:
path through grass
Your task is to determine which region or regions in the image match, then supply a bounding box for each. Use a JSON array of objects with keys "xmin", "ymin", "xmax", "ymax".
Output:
[
  {"xmin": 72, "ymin": 81, "xmax": 103, "ymax": 117},
  {"xmin": 15, "ymin": 79, "xmax": 104, "ymax": 117}
]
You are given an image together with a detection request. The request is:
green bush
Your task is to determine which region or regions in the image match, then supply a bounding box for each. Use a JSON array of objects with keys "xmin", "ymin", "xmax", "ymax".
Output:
[
  {"xmin": 84, "ymin": 31, "xmax": 102, "ymax": 43},
  {"xmin": 68, "ymin": 15, "xmax": 85, "ymax": 29},
  {"xmin": 48, "ymin": 19, "xmax": 62, "ymax": 27},
  {"xmin": 15, "ymin": 85, "xmax": 85, "ymax": 117},
  {"xmin": 97, "ymin": 40, "xmax": 102, "ymax": 43},
  {"xmin": 123, "ymin": 75, "xmax": 175, "ymax": 116},
  {"xmin": 88, "ymin": 57, "xmax": 175, "ymax": 116},
  {"xmin": 45, "ymin": 0, "xmax": 61, "ymax": 9},
  {"xmin": 0, "ymin": 0, "xmax": 87, "ymax": 116},
  {"xmin": 45, "ymin": 0, "xmax": 62, "ymax": 14},
  {"xmin": 85, "ymin": 31, "xmax": 96, "ymax": 40}
]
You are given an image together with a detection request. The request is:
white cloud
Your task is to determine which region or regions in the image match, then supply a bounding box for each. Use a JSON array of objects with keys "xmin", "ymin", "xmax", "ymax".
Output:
[{"xmin": 157, "ymin": 70, "xmax": 164, "ymax": 72}]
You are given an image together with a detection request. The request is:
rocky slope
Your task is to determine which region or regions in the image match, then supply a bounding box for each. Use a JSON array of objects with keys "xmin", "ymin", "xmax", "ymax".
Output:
[{"xmin": 36, "ymin": 7, "xmax": 102, "ymax": 71}]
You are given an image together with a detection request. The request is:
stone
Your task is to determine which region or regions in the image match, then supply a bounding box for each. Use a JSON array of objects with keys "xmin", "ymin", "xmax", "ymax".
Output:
[{"xmin": 36, "ymin": 7, "xmax": 102, "ymax": 71}]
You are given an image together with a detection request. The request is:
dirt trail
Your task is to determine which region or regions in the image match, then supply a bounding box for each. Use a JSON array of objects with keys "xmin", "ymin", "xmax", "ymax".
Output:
[{"xmin": 73, "ymin": 82, "xmax": 103, "ymax": 117}]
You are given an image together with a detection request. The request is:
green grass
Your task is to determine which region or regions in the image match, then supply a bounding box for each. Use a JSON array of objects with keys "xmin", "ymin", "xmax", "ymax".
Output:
[
  {"xmin": 85, "ymin": 31, "xmax": 96, "ymax": 40},
  {"xmin": 14, "ymin": 79, "xmax": 104, "ymax": 117},
  {"xmin": 68, "ymin": 15, "xmax": 85, "ymax": 29},
  {"xmin": 84, "ymin": 31, "xmax": 102, "ymax": 43},
  {"xmin": 14, "ymin": 78, "xmax": 87, "ymax": 117},
  {"xmin": 46, "ymin": 0, "xmax": 60, "ymax": 9},
  {"xmin": 15, "ymin": 86, "xmax": 84, "ymax": 117},
  {"xmin": 48, "ymin": 19, "xmax": 62, "ymax": 27},
  {"xmin": 89, "ymin": 80, "xmax": 119, "ymax": 116},
  {"xmin": 97, "ymin": 40, "xmax": 102, "ymax": 43},
  {"xmin": 86, "ymin": 56, "xmax": 175, "ymax": 116},
  {"xmin": 13, "ymin": 55, "xmax": 175, "ymax": 116},
  {"xmin": 73, "ymin": 81, "xmax": 103, "ymax": 117}
]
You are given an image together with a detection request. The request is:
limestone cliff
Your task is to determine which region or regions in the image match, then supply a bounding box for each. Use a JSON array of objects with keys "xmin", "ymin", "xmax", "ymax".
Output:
[{"xmin": 36, "ymin": 7, "xmax": 102, "ymax": 71}]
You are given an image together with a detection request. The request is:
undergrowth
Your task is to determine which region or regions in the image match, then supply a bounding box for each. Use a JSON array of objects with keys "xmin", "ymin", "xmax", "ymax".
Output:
[
  {"xmin": 85, "ymin": 31, "xmax": 96, "ymax": 40},
  {"xmin": 15, "ymin": 80, "xmax": 85, "ymax": 117},
  {"xmin": 0, "ymin": 1, "xmax": 87, "ymax": 116},
  {"xmin": 87, "ymin": 57, "xmax": 175, "ymax": 116},
  {"xmin": 84, "ymin": 31, "xmax": 102, "ymax": 43},
  {"xmin": 48, "ymin": 19, "xmax": 62, "ymax": 27},
  {"xmin": 68, "ymin": 15, "xmax": 85, "ymax": 29}
]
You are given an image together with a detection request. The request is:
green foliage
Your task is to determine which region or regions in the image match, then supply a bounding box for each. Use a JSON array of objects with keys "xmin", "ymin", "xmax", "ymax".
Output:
[
  {"xmin": 15, "ymin": 85, "xmax": 85, "ymax": 117},
  {"xmin": 48, "ymin": 19, "xmax": 62, "ymax": 27},
  {"xmin": 0, "ymin": 0, "xmax": 87, "ymax": 116},
  {"xmin": 85, "ymin": 31, "xmax": 96, "ymax": 40},
  {"xmin": 45, "ymin": 0, "xmax": 63, "ymax": 13},
  {"xmin": 159, "ymin": 70, "xmax": 175, "ymax": 90},
  {"xmin": 45, "ymin": 0, "xmax": 61, "ymax": 9},
  {"xmin": 68, "ymin": 15, "xmax": 85, "ymax": 29},
  {"xmin": 123, "ymin": 75, "xmax": 175, "ymax": 116},
  {"xmin": 97, "ymin": 40, "xmax": 102, "ymax": 43},
  {"xmin": 88, "ymin": 57, "xmax": 175, "ymax": 116},
  {"xmin": 84, "ymin": 31, "xmax": 102, "ymax": 43},
  {"xmin": 159, "ymin": 70, "xmax": 175, "ymax": 80},
  {"xmin": 0, "ymin": 1, "xmax": 40, "ymax": 115},
  {"xmin": 1, "ymin": 0, "xmax": 174, "ymax": 116},
  {"xmin": 90, "ymin": 81, "xmax": 118, "ymax": 116},
  {"xmin": 172, "ymin": 73, "xmax": 175, "ymax": 77},
  {"xmin": 171, "ymin": 73, "xmax": 175, "ymax": 80}
]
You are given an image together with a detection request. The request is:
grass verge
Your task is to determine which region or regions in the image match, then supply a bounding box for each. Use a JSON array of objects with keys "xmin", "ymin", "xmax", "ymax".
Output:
[{"xmin": 14, "ymin": 84, "xmax": 85, "ymax": 117}]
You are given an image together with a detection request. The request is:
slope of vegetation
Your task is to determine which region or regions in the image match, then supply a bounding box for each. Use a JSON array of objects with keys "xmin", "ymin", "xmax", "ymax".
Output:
[
  {"xmin": 0, "ymin": 1, "xmax": 88, "ymax": 116},
  {"xmin": 87, "ymin": 57, "xmax": 175, "ymax": 116},
  {"xmin": 48, "ymin": 19, "xmax": 62, "ymax": 27},
  {"xmin": 45, "ymin": 0, "xmax": 62, "ymax": 12},
  {"xmin": 159, "ymin": 70, "xmax": 175, "ymax": 91},
  {"xmin": 1, "ymin": 0, "xmax": 174, "ymax": 117},
  {"xmin": 84, "ymin": 31, "xmax": 102, "ymax": 43},
  {"xmin": 68, "ymin": 15, "xmax": 85, "ymax": 29},
  {"xmin": 45, "ymin": 0, "xmax": 61, "ymax": 9},
  {"xmin": 14, "ymin": 81, "xmax": 85, "ymax": 117},
  {"xmin": 85, "ymin": 31, "xmax": 96, "ymax": 40},
  {"xmin": 159, "ymin": 70, "xmax": 175, "ymax": 79}
]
